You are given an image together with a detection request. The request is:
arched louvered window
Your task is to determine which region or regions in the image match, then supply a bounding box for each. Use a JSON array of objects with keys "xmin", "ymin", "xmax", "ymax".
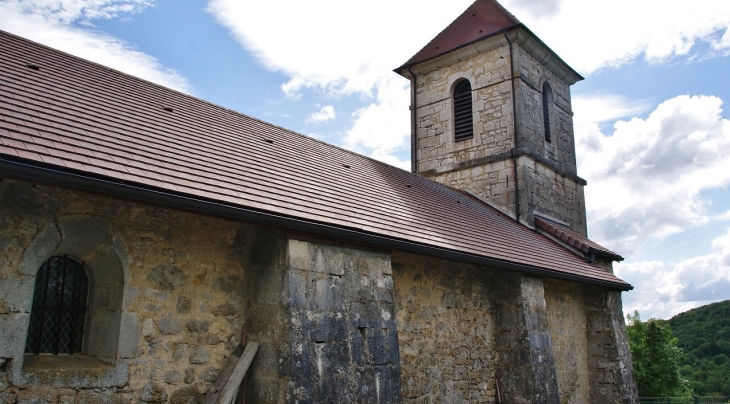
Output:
[
  {"xmin": 542, "ymin": 82, "xmax": 553, "ymax": 143},
  {"xmin": 25, "ymin": 255, "xmax": 89, "ymax": 355},
  {"xmin": 453, "ymin": 80, "xmax": 474, "ymax": 142}
]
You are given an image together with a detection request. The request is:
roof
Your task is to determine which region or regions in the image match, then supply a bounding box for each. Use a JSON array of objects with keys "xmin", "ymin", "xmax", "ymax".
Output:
[
  {"xmin": 0, "ymin": 30, "xmax": 631, "ymax": 290},
  {"xmin": 535, "ymin": 216, "xmax": 623, "ymax": 261},
  {"xmin": 400, "ymin": 0, "xmax": 520, "ymax": 68}
]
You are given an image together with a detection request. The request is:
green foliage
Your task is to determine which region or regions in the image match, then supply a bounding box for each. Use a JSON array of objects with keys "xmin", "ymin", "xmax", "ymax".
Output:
[
  {"xmin": 668, "ymin": 299, "xmax": 730, "ymax": 395},
  {"xmin": 627, "ymin": 311, "xmax": 692, "ymax": 397}
]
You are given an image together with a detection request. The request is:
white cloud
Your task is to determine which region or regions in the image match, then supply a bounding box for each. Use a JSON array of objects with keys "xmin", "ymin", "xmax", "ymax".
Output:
[
  {"xmin": 344, "ymin": 77, "xmax": 411, "ymax": 170},
  {"xmin": 207, "ymin": 0, "xmax": 730, "ymax": 168},
  {"xmin": 576, "ymin": 95, "xmax": 730, "ymax": 254},
  {"xmin": 306, "ymin": 105, "xmax": 336, "ymax": 124},
  {"xmin": 504, "ymin": 0, "xmax": 730, "ymax": 73},
  {"xmin": 617, "ymin": 229, "xmax": 730, "ymax": 319},
  {"xmin": 0, "ymin": 0, "xmax": 192, "ymax": 93}
]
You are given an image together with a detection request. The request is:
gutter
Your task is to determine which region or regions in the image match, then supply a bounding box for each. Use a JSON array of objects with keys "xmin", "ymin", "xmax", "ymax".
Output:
[
  {"xmin": 407, "ymin": 65, "xmax": 418, "ymax": 173},
  {"xmin": 0, "ymin": 156, "xmax": 632, "ymax": 291}
]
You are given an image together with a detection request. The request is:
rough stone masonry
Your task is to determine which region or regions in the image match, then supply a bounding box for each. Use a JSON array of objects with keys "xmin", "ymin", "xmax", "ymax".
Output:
[{"xmin": 0, "ymin": 178, "xmax": 636, "ymax": 403}]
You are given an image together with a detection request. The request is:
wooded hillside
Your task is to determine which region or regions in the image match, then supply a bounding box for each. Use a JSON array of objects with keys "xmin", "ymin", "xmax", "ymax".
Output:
[{"xmin": 668, "ymin": 299, "xmax": 730, "ymax": 395}]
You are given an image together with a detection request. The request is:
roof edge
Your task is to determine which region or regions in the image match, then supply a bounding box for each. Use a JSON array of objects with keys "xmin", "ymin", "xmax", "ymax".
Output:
[
  {"xmin": 395, "ymin": 25, "xmax": 584, "ymax": 85},
  {"xmin": 534, "ymin": 216, "xmax": 624, "ymax": 262},
  {"xmin": 0, "ymin": 155, "xmax": 632, "ymax": 291}
]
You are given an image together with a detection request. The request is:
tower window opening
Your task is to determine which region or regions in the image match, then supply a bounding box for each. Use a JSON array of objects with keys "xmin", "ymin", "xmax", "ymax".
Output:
[
  {"xmin": 542, "ymin": 82, "xmax": 553, "ymax": 143},
  {"xmin": 453, "ymin": 80, "xmax": 474, "ymax": 142}
]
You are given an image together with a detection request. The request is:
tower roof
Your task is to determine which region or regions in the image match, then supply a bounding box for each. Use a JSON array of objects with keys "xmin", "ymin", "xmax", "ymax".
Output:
[{"xmin": 401, "ymin": 0, "xmax": 520, "ymax": 68}]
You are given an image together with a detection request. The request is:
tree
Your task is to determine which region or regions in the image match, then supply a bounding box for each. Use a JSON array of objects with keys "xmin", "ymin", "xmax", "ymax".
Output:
[{"xmin": 627, "ymin": 311, "xmax": 692, "ymax": 397}]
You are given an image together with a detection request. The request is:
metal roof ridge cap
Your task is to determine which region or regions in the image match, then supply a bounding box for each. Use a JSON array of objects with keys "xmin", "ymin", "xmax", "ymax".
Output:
[{"xmin": 0, "ymin": 156, "xmax": 632, "ymax": 291}]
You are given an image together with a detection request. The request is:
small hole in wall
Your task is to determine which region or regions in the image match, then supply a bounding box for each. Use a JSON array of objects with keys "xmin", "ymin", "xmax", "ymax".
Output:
[
  {"xmin": 264, "ymin": 139, "xmax": 274, "ymax": 144},
  {"xmin": 25, "ymin": 64, "xmax": 40, "ymax": 71},
  {"xmin": 406, "ymin": 185, "xmax": 412, "ymax": 188},
  {"xmin": 163, "ymin": 107, "xmax": 174, "ymax": 112},
  {"xmin": 342, "ymin": 164, "xmax": 351, "ymax": 168},
  {"xmin": 358, "ymin": 327, "xmax": 367, "ymax": 340}
]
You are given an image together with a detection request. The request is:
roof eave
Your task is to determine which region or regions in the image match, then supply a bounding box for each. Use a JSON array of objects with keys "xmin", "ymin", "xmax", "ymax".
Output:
[
  {"xmin": 0, "ymin": 155, "xmax": 633, "ymax": 292},
  {"xmin": 395, "ymin": 24, "xmax": 584, "ymax": 85}
]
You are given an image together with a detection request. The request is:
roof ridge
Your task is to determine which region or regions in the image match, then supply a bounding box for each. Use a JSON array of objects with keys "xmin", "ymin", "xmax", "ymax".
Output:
[{"xmin": 398, "ymin": 0, "xmax": 522, "ymax": 68}]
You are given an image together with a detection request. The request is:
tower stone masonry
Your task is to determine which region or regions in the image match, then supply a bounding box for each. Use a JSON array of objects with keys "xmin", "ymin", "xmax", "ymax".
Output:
[{"xmin": 396, "ymin": 1, "xmax": 589, "ymax": 235}]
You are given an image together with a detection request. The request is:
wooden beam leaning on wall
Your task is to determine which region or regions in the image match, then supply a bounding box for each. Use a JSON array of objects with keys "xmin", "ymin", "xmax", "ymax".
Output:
[{"xmin": 202, "ymin": 326, "xmax": 260, "ymax": 404}]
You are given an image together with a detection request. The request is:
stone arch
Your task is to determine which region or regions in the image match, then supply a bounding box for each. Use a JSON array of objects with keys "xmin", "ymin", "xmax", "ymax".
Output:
[
  {"xmin": 451, "ymin": 78, "xmax": 475, "ymax": 142},
  {"xmin": 18, "ymin": 217, "xmax": 128, "ymax": 366},
  {"xmin": 539, "ymin": 77, "xmax": 556, "ymax": 144}
]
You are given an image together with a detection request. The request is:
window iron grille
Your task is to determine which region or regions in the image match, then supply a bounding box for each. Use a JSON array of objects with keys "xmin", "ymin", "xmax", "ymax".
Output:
[{"xmin": 25, "ymin": 255, "xmax": 89, "ymax": 355}]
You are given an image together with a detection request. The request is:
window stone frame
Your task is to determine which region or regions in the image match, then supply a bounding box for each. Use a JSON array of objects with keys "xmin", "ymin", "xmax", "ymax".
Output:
[{"xmin": 0, "ymin": 218, "xmax": 140, "ymax": 388}]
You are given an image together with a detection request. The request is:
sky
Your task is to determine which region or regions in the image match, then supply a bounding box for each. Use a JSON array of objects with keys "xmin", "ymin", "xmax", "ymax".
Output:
[{"xmin": 2, "ymin": 0, "xmax": 730, "ymax": 320}]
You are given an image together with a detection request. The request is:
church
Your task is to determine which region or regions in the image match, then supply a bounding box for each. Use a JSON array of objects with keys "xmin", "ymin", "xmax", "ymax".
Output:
[{"xmin": 0, "ymin": 0, "xmax": 638, "ymax": 402}]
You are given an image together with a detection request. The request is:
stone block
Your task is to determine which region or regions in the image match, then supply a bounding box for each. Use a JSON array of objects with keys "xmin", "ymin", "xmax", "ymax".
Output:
[
  {"xmin": 0, "ymin": 313, "xmax": 29, "ymax": 357},
  {"xmin": 19, "ymin": 224, "xmax": 61, "ymax": 276},
  {"xmin": 87, "ymin": 247, "xmax": 124, "ymax": 285},
  {"xmin": 147, "ymin": 264, "xmax": 187, "ymax": 291},
  {"xmin": 0, "ymin": 182, "xmax": 58, "ymax": 221},
  {"xmin": 158, "ymin": 318, "xmax": 181, "ymax": 335},
  {"xmin": 188, "ymin": 347, "xmax": 210, "ymax": 364},
  {"xmin": 119, "ymin": 312, "xmax": 141, "ymax": 358},
  {"xmin": 0, "ymin": 275, "xmax": 35, "ymax": 313},
  {"xmin": 57, "ymin": 217, "xmax": 111, "ymax": 261}
]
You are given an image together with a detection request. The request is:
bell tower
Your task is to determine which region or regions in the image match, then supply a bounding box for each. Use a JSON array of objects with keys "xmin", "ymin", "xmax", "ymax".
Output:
[{"xmin": 395, "ymin": 0, "xmax": 588, "ymax": 235}]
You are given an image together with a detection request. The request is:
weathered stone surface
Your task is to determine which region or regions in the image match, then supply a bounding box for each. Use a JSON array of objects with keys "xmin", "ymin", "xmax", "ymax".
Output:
[
  {"xmin": 393, "ymin": 251, "xmax": 496, "ymax": 403},
  {"xmin": 18, "ymin": 223, "xmax": 61, "ymax": 276},
  {"xmin": 158, "ymin": 318, "xmax": 181, "ymax": 335},
  {"xmin": 189, "ymin": 347, "xmax": 210, "ymax": 364},
  {"xmin": 140, "ymin": 382, "xmax": 167, "ymax": 402},
  {"xmin": 287, "ymin": 239, "xmax": 402, "ymax": 403},
  {"xmin": 57, "ymin": 217, "xmax": 112, "ymax": 260},
  {"xmin": 544, "ymin": 279, "xmax": 590, "ymax": 404},
  {"xmin": 0, "ymin": 180, "xmax": 255, "ymax": 399},
  {"xmin": 147, "ymin": 264, "xmax": 187, "ymax": 291},
  {"xmin": 584, "ymin": 287, "xmax": 639, "ymax": 404},
  {"xmin": 413, "ymin": 39, "xmax": 587, "ymax": 233},
  {"xmin": 169, "ymin": 386, "xmax": 202, "ymax": 404},
  {"xmin": 186, "ymin": 320, "xmax": 210, "ymax": 333},
  {"xmin": 176, "ymin": 296, "xmax": 191, "ymax": 314}
]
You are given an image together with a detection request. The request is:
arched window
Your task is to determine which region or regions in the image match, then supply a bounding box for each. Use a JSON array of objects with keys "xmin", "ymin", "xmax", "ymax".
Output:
[
  {"xmin": 25, "ymin": 255, "xmax": 89, "ymax": 355},
  {"xmin": 453, "ymin": 80, "xmax": 474, "ymax": 142},
  {"xmin": 542, "ymin": 82, "xmax": 553, "ymax": 143}
]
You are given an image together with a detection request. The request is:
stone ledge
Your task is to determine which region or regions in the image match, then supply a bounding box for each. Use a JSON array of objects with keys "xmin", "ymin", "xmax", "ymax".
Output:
[
  {"xmin": 22, "ymin": 354, "xmax": 114, "ymax": 372},
  {"xmin": 19, "ymin": 354, "xmax": 128, "ymax": 388}
]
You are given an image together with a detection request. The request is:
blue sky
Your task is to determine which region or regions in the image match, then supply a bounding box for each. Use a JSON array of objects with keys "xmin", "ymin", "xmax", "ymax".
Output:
[{"xmin": 2, "ymin": 0, "xmax": 730, "ymax": 319}]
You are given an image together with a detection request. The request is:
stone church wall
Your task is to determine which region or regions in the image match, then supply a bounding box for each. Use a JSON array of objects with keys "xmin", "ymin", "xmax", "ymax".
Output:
[
  {"xmin": 0, "ymin": 178, "xmax": 634, "ymax": 403},
  {"xmin": 0, "ymin": 178, "xmax": 267, "ymax": 403},
  {"xmin": 392, "ymin": 251, "xmax": 498, "ymax": 403},
  {"xmin": 284, "ymin": 239, "xmax": 402, "ymax": 403},
  {"xmin": 543, "ymin": 279, "xmax": 591, "ymax": 404}
]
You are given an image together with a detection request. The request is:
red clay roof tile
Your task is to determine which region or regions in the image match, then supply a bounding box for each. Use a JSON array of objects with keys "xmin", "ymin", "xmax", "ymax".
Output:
[
  {"xmin": 400, "ymin": 0, "xmax": 520, "ymax": 68},
  {"xmin": 0, "ymin": 30, "xmax": 630, "ymax": 290}
]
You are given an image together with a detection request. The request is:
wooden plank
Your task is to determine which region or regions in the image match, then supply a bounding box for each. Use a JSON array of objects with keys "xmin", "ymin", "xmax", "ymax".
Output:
[
  {"xmin": 202, "ymin": 326, "xmax": 248, "ymax": 404},
  {"xmin": 217, "ymin": 341, "xmax": 259, "ymax": 404}
]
